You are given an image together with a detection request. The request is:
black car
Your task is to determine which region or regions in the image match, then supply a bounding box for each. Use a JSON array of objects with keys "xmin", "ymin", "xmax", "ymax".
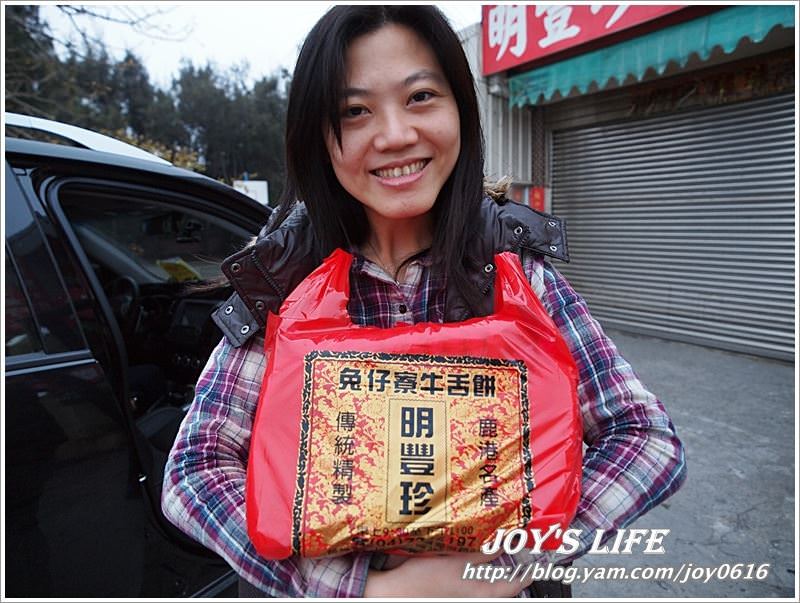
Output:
[{"xmin": 4, "ymin": 113, "xmax": 269, "ymax": 597}]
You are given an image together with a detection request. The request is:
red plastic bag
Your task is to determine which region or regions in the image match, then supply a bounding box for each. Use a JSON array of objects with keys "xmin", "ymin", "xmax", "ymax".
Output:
[{"xmin": 247, "ymin": 249, "xmax": 581, "ymax": 559}]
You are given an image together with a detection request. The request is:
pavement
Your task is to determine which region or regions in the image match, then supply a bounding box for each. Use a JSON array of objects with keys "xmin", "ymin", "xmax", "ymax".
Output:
[{"xmin": 569, "ymin": 328, "xmax": 796, "ymax": 599}]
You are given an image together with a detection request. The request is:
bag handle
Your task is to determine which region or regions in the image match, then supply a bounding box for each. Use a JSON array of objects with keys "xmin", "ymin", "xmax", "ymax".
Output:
[
  {"xmin": 279, "ymin": 248, "xmax": 354, "ymax": 321},
  {"xmin": 279, "ymin": 248, "xmax": 541, "ymax": 323}
]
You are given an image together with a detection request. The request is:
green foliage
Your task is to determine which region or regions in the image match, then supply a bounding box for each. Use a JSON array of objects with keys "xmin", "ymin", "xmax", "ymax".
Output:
[
  {"xmin": 105, "ymin": 128, "xmax": 203, "ymax": 172},
  {"xmin": 5, "ymin": 5, "xmax": 288, "ymax": 205}
]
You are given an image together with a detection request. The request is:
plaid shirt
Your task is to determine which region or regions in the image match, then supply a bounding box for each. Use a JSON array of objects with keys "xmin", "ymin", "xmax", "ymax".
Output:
[{"xmin": 162, "ymin": 250, "xmax": 686, "ymax": 597}]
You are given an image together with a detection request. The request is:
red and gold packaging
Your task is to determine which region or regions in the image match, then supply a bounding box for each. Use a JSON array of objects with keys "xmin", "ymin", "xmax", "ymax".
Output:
[{"xmin": 246, "ymin": 250, "xmax": 581, "ymax": 559}]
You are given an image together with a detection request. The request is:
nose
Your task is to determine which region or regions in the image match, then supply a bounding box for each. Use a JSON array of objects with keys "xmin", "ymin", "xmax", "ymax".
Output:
[{"xmin": 373, "ymin": 109, "xmax": 418, "ymax": 151}]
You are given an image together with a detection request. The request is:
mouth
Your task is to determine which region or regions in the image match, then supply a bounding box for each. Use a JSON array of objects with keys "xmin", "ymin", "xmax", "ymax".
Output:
[{"xmin": 370, "ymin": 159, "xmax": 430, "ymax": 179}]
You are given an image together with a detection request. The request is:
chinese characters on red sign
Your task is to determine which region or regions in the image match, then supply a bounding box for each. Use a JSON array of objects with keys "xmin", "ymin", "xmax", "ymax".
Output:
[{"xmin": 482, "ymin": 4, "xmax": 686, "ymax": 76}]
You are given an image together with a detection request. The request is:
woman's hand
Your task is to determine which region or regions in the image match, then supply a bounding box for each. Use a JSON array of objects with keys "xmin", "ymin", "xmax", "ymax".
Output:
[
  {"xmin": 363, "ymin": 551, "xmax": 532, "ymax": 598},
  {"xmin": 381, "ymin": 554, "xmax": 409, "ymax": 570}
]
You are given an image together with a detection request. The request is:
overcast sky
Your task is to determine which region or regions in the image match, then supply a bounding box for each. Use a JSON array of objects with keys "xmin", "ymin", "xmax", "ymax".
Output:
[{"xmin": 39, "ymin": 3, "xmax": 484, "ymax": 90}]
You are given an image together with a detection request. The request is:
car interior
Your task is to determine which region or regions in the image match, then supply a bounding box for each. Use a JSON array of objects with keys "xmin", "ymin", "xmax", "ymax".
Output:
[{"xmin": 57, "ymin": 187, "xmax": 254, "ymax": 524}]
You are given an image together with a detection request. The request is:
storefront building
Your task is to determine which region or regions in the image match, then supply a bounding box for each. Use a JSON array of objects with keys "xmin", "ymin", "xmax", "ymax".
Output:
[{"xmin": 460, "ymin": 4, "xmax": 796, "ymax": 360}]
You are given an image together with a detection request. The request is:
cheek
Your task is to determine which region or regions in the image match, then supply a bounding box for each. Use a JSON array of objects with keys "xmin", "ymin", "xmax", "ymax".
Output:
[
  {"xmin": 331, "ymin": 137, "xmax": 365, "ymax": 176},
  {"xmin": 442, "ymin": 122, "xmax": 461, "ymax": 165},
  {"xmin": 438, "ymin": 108, "xmax": 461, "ymax": 154},
  {"xmin": 326, "ymin": 146, "xmax": 352, "ymax": 182},
  {"xmin": 450, "ymin": 127, "xmax": 461, "ymax": 153}
]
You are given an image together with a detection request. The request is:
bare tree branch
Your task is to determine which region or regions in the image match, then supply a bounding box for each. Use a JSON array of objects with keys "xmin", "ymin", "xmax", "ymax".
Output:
[{"xmin": 56, "ymin": 5, "xmax": 192, "ymax": 43}]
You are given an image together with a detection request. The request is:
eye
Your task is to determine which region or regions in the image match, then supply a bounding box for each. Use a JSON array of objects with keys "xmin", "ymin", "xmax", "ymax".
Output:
[
  {"xmin": 410, "ymin": 90, "xmax": 435, "ymax": 104},
  {"xmin": 343, "ymin": 105, "xmax": 368, "ymax": 118}
]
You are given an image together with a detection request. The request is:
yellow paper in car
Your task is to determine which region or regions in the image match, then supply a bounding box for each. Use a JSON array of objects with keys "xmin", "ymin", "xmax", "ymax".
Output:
[{"xmin": 156, "ymin": 257, "xmax": 202, "ymax": 282}]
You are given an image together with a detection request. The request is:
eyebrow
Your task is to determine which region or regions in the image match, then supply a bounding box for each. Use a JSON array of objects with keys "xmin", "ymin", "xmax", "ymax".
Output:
[{"xmin": 342, "ymin": 70, "xmax": 446, "ymax": 99}]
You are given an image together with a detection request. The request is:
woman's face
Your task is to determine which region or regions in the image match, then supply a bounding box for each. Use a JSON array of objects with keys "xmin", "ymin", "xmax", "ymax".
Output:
[{"xmin": 326, "ymin": 24, "xmax": 461, "ymax": 229}]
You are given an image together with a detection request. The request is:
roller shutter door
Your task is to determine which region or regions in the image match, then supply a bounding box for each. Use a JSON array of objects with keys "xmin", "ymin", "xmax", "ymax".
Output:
[{"xmin": 551, "ymin": 93, "xmax": 794, "ymax": 361}]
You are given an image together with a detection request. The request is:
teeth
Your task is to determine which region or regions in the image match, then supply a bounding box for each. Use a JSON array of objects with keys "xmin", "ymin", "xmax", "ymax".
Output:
[{"xmin": 375, "ymin": 160, "xmax": 426, "ymax": 178}]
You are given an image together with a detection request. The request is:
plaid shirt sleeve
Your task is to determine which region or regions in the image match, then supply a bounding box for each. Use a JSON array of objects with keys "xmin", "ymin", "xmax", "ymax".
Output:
[
  {"xmin": 161, "ymin": 334, "xmax": 372, "ymax": 597},
  {"xmin": 500, "ymin": 253, "xmax": 687, "ymax": 585}
]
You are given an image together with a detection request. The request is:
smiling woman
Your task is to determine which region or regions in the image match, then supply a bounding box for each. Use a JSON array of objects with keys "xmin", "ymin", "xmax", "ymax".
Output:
[
  {"xmin": 161, "ymin": 5, "xmax": 686, "ymax": 600},
  {"xmin": 264, "ymin": 5, "xmax": 489, "ymax": 309},
  {"xmin": 326, "ymin": 24, "xmax": 461, "ymax": 278}
]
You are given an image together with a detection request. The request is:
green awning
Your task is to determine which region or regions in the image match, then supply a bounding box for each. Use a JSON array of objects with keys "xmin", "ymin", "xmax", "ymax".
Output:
[{"xmin": 509, "ymin": 5, "xmax": 796, "ymax": 106}]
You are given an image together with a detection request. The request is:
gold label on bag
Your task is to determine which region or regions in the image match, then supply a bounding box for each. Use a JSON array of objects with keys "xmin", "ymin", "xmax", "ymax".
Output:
[{"xmin": 293, "ymin": 351, "xmax": 533, "ymax": 557}]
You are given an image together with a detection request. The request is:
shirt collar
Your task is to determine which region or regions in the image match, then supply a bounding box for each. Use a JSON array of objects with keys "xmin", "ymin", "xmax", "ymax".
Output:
[{"xmin": 348, "ymin": 246, "xmax": 434, "ymax": 284}]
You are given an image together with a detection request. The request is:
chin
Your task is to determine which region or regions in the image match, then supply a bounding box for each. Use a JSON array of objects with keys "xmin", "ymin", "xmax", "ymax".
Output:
[
  {"xmin": 392, "ymin": 194, "xmax": 438, "ymax": 215},
  {"xmin": 357, "ymin": 186, "xmax": 440, "ymax": 223},
  {"xmin": 387, "ymin": 204, "xmax": 436, "ymax": 221}
]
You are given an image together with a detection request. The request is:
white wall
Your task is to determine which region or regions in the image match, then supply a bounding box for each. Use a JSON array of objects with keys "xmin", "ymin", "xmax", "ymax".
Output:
[{"xmin": 459, "ymin": 23, "xmax": 533, "ymax": 184}]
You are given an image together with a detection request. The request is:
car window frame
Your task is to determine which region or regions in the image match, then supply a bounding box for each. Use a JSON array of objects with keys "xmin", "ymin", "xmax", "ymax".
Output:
[
  {"xmin": 42, "ymin": 172, "xmax": 264, "ymax": 401},
  {"xmin": 5, "ymin": 241, "xmax": 46, "ymax": 357},
  {"xmin": 4, "ymin": 243, "xmax": 97, "ymax": 373},
  {"xmin": 4, "ymin": 162, "xmax": 91, "ymax": 371}
]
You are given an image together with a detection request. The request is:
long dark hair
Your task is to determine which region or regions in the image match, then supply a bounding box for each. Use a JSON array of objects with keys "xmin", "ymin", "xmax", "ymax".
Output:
[{"xmin": 270, "ymin": 5, "xmax": 485, "ymax": 314}]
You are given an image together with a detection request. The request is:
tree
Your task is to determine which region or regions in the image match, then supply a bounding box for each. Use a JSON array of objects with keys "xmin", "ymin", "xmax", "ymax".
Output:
[
  {"xmin": 146, "ymin": 89, "xmax": 191, "ymax": 153},
  {"xmin": 5, "ymin": 4, "xmax": 184, "ymax": 120},
  {"xmin": 59, "ymin": 45, "xmax": 126, "ymax": 132},
  {"xmin": 244, "ymin": 75, "xmax": 288, "ymax": 203},
  {"xmin": 4, "ymin": 6, "xmax": 61, "ymax": 117},
  {"xmin": 6, "ymin": 5, "xmax": 289, "ymax": 202},
  {"xmin": 115, "ymin": 52, "xmax": 154, "ymax": 136},
  {"xmin": 173, "ymin": 63, "xmax": 228, "ymax": 171},
  {"xmin": 173, "ymin": 62, "xmax": 288, "ymax": 202}
]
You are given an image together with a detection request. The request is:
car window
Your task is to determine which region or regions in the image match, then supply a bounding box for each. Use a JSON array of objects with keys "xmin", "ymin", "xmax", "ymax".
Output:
[
  {"xmin": 5, "ymin": 251, "xmax": 44, "ymax": 356},
  {"xmin": 5, "ymin": 163, "xmax": 86, "ymax": 354},
  {"xmin": 60, "ymin": 194, "xmax": 252, "ymax": 283}
]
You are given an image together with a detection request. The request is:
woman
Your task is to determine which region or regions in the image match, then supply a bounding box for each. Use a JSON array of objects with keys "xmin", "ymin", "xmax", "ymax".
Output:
[{"xmin": 162, "ymin": 6, "xmax": 686, "ymax": 597}]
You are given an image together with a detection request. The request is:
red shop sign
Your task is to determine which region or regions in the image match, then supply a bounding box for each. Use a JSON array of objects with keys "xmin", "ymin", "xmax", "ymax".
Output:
[{"xmin": 482, "ymin": 4, "xmax": 686, "ymax": 76}]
